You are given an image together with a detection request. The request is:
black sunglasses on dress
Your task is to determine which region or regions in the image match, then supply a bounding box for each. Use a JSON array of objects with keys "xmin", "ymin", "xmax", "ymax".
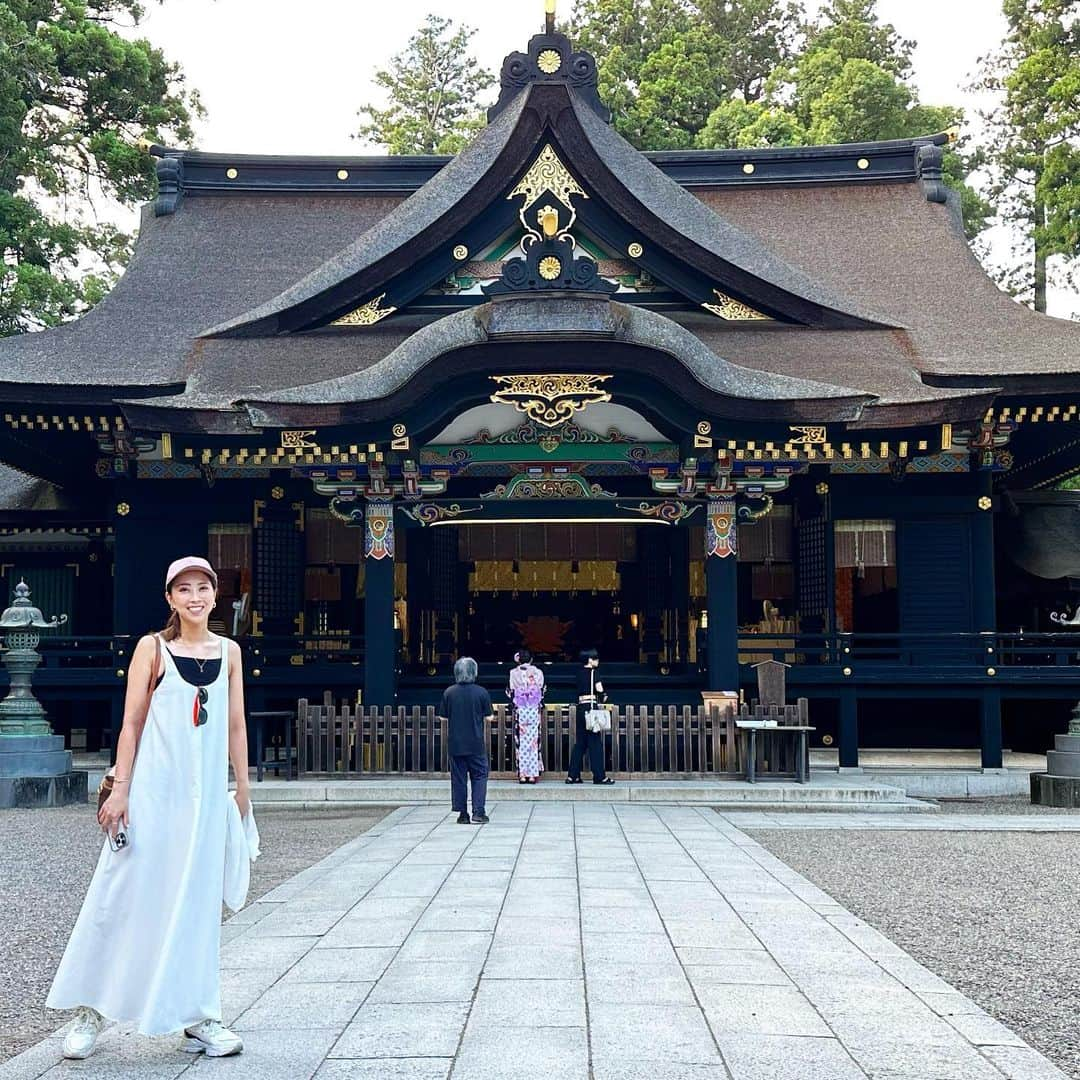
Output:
[{"xmin": 192, "ymin": 686, "xmax": 208, "ymax": 728}]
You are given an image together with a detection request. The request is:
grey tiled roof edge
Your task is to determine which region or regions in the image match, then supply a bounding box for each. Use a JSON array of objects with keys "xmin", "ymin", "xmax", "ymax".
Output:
[
  {"xmin": 239, "ymin": 299, "xmax": 874, "ymax": 427},
  {"xmin": 152, "ymin": 130, "xmax": 948, "ymax": 197}
]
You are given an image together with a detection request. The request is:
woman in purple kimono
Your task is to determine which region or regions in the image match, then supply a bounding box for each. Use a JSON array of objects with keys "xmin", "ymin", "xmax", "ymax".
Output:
[{"xmin": 508, "ymin": 650, "xmax": 545, "ymax": 784}]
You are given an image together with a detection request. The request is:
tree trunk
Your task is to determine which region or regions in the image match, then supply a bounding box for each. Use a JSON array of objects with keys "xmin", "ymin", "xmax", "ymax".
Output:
[
  {"xmin": 1034, "ymin": 157, "xmax": 1047, "ymax": 314},
  {"xmin": 1034, "ymin": 197, "xmax": 1048, "ymax": 314}
]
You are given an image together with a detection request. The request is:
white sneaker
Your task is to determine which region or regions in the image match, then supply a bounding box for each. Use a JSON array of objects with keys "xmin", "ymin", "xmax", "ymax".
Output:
[
  {"xmin": 182, "ymin": 1018, "xmax": 243, "ymax": 1057},
  {"xmin": 62, "ymin": 1007, "xmax": 104, "ymax": 1059}
]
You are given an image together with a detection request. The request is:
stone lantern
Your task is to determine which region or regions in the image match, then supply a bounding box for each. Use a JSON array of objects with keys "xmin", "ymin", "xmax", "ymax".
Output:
[{"xmin": 0, "ymin": 581, "xmax": 86, "ymax": 807}]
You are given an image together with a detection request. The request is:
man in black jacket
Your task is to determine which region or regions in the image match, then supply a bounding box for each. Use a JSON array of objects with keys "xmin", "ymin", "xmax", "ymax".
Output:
[{"xmin": 438, "ymin": 657, "xmax": 494, "ymax": 823}]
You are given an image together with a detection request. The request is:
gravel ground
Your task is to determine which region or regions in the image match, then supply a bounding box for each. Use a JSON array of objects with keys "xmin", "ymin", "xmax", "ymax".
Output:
[
  {"xmin": 752, "ymin": 822, "xmax": 1080, "ymax": 1080},
  {"xmin": 0, "ymin": 804, "xmax": 390, "ymax": 1064},
  {"xmin": 935, "ymin": 794, "xmax": 1080, "ymax": 815}
]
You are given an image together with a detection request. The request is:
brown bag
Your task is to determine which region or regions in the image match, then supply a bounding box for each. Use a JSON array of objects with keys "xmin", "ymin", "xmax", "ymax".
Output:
[{"xmin": 97, "ymin": 634, "xmax": 161, "ymax": 811}]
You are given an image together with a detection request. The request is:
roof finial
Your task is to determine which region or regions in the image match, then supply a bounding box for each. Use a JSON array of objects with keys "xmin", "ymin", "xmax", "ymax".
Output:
[{"xmin": 545, "ymin": 0, "xmax": 555, "ymax": 34}]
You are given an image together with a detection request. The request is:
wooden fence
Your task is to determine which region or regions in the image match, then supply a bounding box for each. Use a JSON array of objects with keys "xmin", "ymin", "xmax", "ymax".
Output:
[{"xmin": 296, "ymin": 695, "xmax": 809, "ymax": 779}]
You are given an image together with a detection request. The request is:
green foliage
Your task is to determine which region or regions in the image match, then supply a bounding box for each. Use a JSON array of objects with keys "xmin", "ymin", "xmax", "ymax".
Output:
[
  {"xmin": 356, "ymin": 16, "xmax": 495, "ymax": 155},
  {"xmin": 608, "ymin": 0, "xmax": 990, "ymax": 238},
  {"xmin": 696, "ymin": 99, "xmax": 806, "ymax": 148},
  {"xmin": 0, "ymin": 0, "xmax": 198, "ymax": 335},
  {"xmin": 975, "ymin": 0, "xmax": 1080, "ymax": 310},
  {"xmin": 563, "ymin": 0, "xmax": 694, "ymax": 137},
  {"xmin": 567, "ymin": 0, "xmax": 801, "ymax": 145}
]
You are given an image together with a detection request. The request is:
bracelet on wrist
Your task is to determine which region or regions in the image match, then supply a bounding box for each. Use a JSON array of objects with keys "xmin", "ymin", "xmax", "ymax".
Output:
[{"xmin": 112, "ymin": 778, "xmax": 130, "ymax": 784}]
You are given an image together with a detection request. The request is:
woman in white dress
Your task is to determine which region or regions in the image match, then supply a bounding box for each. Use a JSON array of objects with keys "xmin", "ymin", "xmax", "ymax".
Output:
[{"xmin": 47, "ymin": 556, "xmax": 251, "ymax": 1060}]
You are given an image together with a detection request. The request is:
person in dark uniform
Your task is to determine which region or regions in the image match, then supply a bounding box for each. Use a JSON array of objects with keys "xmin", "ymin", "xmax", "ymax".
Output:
[
  {"xmin": 438, "ymin": 657, "xmax": 493, "ymax": 823},
  {"xmin": 566, "ymin": 649, "xmax": 614, "ymax": 785}
]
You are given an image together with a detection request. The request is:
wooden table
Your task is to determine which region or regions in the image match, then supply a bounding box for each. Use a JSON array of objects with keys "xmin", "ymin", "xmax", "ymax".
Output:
[
  {"xmin": 736, "ymin": 723, "xmax": 815, "ymax": 784},
  {"xmin": 250, "ymin": 710, "xmax": 295, "ymax": 781}
]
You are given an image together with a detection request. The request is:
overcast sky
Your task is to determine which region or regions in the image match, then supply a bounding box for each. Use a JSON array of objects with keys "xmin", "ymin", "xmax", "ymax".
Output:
[{"xmin": 133, "ymin": 0, "xmax": 1005, "ymax": 155}]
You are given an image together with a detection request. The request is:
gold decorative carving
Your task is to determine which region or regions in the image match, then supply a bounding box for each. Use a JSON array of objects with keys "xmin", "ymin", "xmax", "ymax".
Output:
[
  {"xmin": 789, "ymin": 425, "xmax": 827, "ymax": 445},
  {"xmin": 537, "ymin": 48, "xmax": 562, "ymax": 74},
  {"xmin": 337, "ymin": 169, "xmax": 349, "ymax": 180},
  {"xmin": 742, "ymin": 162, "xmax": 755, "ymax": 174},
  {"xmin": 857, "ymin": 158, "xmax": 870, "ymax": 170},
  {"xmin": 332, "ymin": 293, "xmax": 397, "ymax": 327},
  {"xmin": 510, "ymin": 145, "xmax": 585, "ymax": 209},
  {"xmin": 694, "ymin": 420, "xmax": 713, "ymax": 449},
  {"xmin": 271, "ymin": 486, "xmax": 285, "ymax": 500},
  {"xmin": 537, "ymin": 205, "xmax": 560, "ymax": 236},
  {"xmin": 702, "ymin": 289, "xmax": 771, "ymax": 322},
  {"xmin": 225, "ymin": 167, "xmax": 238, "ymax": 179},
  {"xmin": 116, "ymin": 502, "xmax": 130, "ymax": 517},
  {"xmin": 392, "ymin": 423, "xmax": 407, "ymax": 438},
  {"xmin": 538, "ymin": 256, "xmax": 562, "ymax": 280},
  {"xmin": 281, "ymin": 429, "xmax": 318, "ymax": 449},
  {"xmin": 627, "ymin": 242, "xmax": 644, "ymax": 259},
  {"xmin": 391, "ymin": 422, "xmax": 410, "ymax": 450},
  {"xmin": 453, "ymin": 244, "xmax": 469, "ymax": 260},
  {"xmin": 489, "ymin": 374, "xmax": 612, "ymax": 428}
]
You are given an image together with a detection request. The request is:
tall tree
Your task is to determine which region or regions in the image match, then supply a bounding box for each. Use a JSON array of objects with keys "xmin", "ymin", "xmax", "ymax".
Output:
[
  {"xmin": 975, "ymin": 0, "xmax": 1080, "ymax": 312},
  {"xmin": 567, "ymin": 0, "xmax": 801, "ymax": 148},
  {"xmin": 356, "ymin": 15, "xmax": 495, "ymax": 155},
  {"xmin": 0, "ymin": 0, "xmax": 198, "ymax": 336},
  {"xmin": 698, "ymin": 0, "xmax": 992, "ymax": 237},
  {"xmin": 563, "ymin": 0, "xmax": 693, "ymax": 144}
]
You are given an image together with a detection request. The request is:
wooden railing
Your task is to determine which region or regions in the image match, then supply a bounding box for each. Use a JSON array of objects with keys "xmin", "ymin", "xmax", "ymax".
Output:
[{"xmin": 296, "ymin": 695, "xmax": 810, "ymax": 778}]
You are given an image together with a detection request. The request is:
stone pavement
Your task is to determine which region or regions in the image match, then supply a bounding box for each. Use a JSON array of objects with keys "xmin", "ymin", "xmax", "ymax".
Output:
[
  {"xmin": 1, "ymin": 804, "xmax": 1068, "ymax": 1080},
  {"xmin": 719, "ymin": 811, "xmax": 1080, "ymax": 830}
]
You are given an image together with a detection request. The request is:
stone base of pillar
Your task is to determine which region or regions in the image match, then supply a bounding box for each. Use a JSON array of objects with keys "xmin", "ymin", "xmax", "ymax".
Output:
[
  {"xmin": 0, "ymin": 734, "xmax": 73, "ymax": 777},
  {"xmin": 1031, "ymin": 769, "xmax": 1080, "ymax": 808},
  {"xmin": 0, "ymin": 734, "xmax": 88, "ymax": 807},
  {"xmin": 1031, "ymin": 733, "xmax": 1080, "ymax": 806},
  {"xmin": 0, "ymin": 771, "xmax": 88, "ymax": 808}
]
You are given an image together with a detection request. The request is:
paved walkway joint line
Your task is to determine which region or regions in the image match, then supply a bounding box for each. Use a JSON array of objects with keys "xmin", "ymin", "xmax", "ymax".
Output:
[{"xmin": 1, "ymin": 804, "xmax": 1067, "ymax": 1080}]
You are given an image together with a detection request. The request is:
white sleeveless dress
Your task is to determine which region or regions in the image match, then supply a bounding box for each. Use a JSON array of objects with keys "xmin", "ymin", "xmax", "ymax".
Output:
[{"xmin": 47, "ymin": 638, "xmax": 231, "ymax": 1035}]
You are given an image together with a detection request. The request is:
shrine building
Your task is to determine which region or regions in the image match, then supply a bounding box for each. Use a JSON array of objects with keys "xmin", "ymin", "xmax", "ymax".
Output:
[{"xmin": 2, "ymin": 13, "xmax": 1080, "ymax": 769}]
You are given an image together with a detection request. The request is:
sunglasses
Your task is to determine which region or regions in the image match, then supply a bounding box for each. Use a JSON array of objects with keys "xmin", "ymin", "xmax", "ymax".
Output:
[{"xmin": 192, "ymin": 686, "xmax": 208, "ymax": 728}]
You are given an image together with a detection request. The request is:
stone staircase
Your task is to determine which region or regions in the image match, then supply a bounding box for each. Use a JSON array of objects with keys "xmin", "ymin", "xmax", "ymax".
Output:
[{"xmin": 246, "ymin": 775, "xmax": 936, "ymax": 813}]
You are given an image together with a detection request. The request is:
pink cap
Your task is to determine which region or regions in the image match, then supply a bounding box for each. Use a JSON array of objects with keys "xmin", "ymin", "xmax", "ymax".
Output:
[{"xmin": 165, "ymin": 556, "xmax": 218, "ymax": 590}]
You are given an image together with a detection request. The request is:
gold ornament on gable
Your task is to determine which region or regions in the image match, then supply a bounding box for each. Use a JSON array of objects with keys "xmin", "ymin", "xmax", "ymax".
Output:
[
  {"xmin": 537, "ymin": 48, "xmax": 562, "ymax": 74},
  {"xmin": 509, "ymin": 145, "xmax": 587, "ymax": 247},
  {"xmin": 489, "ymin": 374, "xmax": 612, "ymax": 429},
  {"xmin": 332, "ymin": 293, "xmax": 397, "ymax": 327},
  {"xmin": 789, "ymin": 425, "xmax": 827, "ymax": 446},
  {"xmin": 280, "ymin": 429, "xmax": 318, "ymax": 449},
  {"xmin": 702, "ymin": 289, "xmax": 771, "ymax": 322}
]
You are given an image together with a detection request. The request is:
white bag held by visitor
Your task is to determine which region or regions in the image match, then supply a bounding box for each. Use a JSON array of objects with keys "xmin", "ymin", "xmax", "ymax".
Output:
[
  {"xmin": 223, "ymin": 793, "xmax": 261, "ymax": 913},
  {"xmin": 585, "ymin": 707, "xmax": 611, "ymax": 733},
  {"xmin": 585, "ymin": 668, "xmax": 611, "ymax": 733}
]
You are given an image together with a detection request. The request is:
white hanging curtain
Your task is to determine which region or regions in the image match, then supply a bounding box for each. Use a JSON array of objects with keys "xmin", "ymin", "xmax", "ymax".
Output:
[{"xmin": 834, "ymin": 519, "xmax": 896, "ymax": 569}]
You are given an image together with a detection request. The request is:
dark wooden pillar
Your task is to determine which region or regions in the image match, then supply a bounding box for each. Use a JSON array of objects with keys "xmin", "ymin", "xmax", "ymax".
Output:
[
  {"xmin": 252, "ymin": 497, "xmax": 304, "ymax": 637},
  {"xmin": 640, "ymin": 528, "xmax": 665, "ymax": 666},
  {"xmin": 363, "ymin": 500, "xmax": 396, "ymax": 706},
  {"xmin": 980, "ymin": 688, "xmax": 1003, "ymax": 770},
  {"xmin": 430, "ymin": 526, "xmax": 458, "ymax": 667},
  {"xmin": 113, "ymin": 485, "xmax": 208, "ymax": 637},
  {"xmin": 838, "ymin": 688, "xmax": 859, "ymax": 769},
  {"xmin": 670, "ymin": 527, "xmax": 690, "ymax": 664},
  {"xmin": 972, "ymin": 471, "xmax": 996, "ymax": 632},
  {"xmin": 705, "ymin": 500, "xmax": 739, "ymax": 691}
]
